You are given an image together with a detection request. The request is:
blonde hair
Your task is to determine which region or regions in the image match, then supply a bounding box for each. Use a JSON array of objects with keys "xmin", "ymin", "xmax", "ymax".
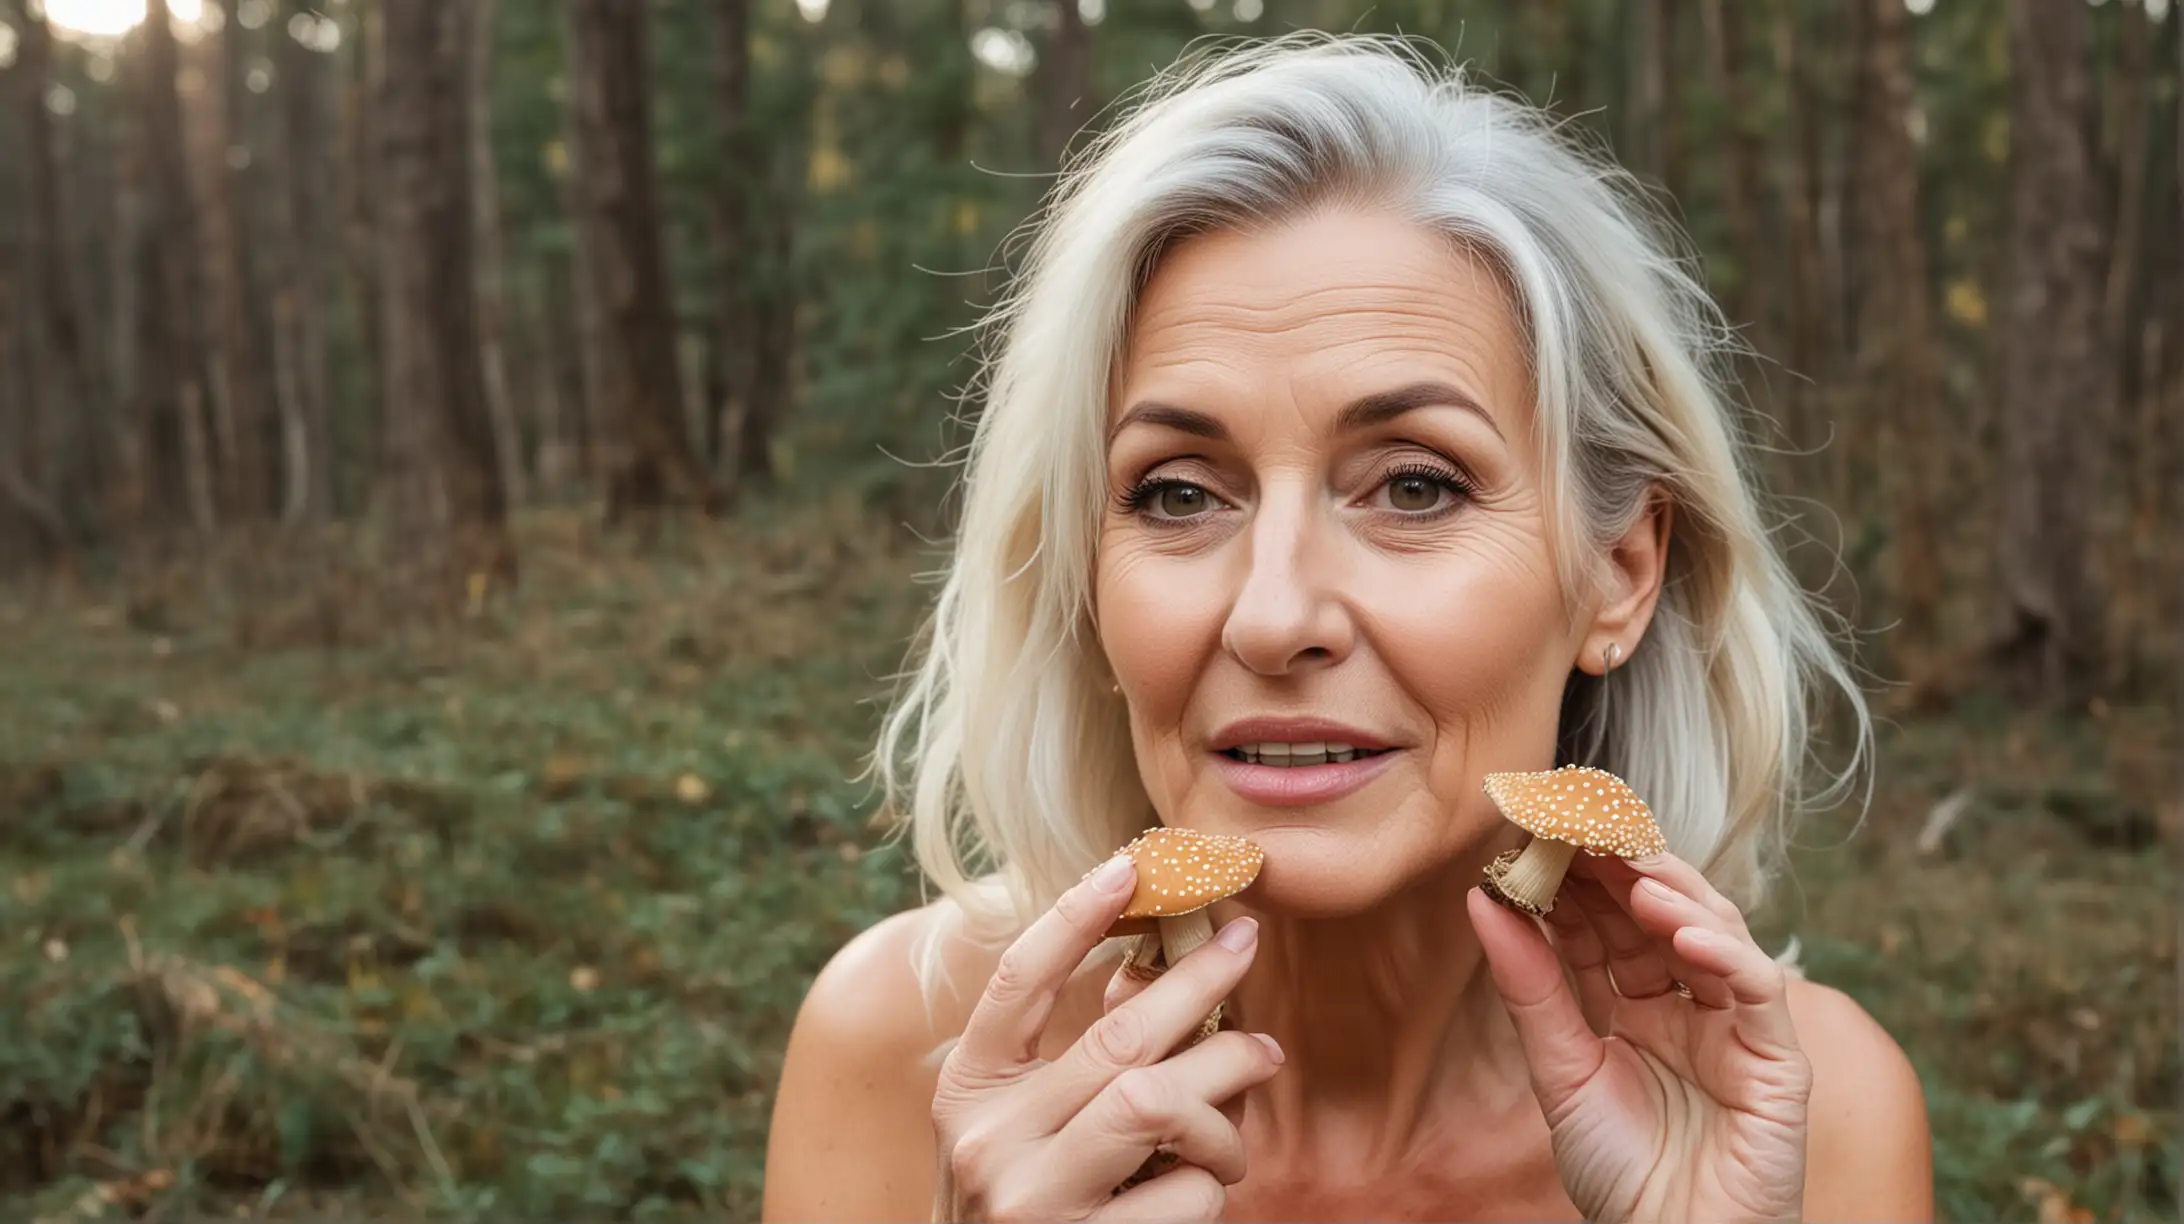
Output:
[{"xmin": 871, "ymin": 33, "xmax": 1867, "ymax": 998}]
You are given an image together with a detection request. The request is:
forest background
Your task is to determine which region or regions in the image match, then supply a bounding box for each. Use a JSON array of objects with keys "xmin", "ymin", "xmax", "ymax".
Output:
[{"xmin": 0, "ymin": 0, "xmax": 2177, "ymax": 1219}]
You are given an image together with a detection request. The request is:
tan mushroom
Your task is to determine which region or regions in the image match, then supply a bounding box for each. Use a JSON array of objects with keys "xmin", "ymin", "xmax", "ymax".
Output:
[
  {"xmin": 1478, "ymin": 764, "xmax": 1665, "ymax": 917},
  {"xmin": 1087, "ymin": 826, "xmax": 1264, "ymax": 1045},
  {"xmin": 1084, "ymin": 826, "xmax": 1263, "ymax": 1197}
]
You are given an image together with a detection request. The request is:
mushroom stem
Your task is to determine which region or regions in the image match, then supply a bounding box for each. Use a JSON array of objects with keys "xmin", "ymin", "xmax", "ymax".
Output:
[
  {"xmin": 1481, "ymin": 836, "xmax": 1580, "ymax": 916},
  {"xmin": 1157, "ymin": 911, "xmax": 1225, "ymax": 1047},
  {"xmin": 1157, "ymin": 911, "xmax": 1216, "ymax": 962}
]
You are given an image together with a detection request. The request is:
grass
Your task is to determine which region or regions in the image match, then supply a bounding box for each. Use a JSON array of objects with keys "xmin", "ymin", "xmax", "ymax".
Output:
[{"xmin": 0, "ymin": 497, "xmax": 2174, "ymax": 1221}]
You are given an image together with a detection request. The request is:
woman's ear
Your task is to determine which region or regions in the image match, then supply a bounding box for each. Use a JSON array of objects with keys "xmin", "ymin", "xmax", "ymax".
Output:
[{"xmin": 1580, "ymin": 488, "xmax": 1674, "ymax": 676}]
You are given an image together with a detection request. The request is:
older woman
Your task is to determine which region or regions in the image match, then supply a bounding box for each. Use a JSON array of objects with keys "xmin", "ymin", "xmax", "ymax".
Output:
[{"xmin": 765, "ymin": 34, "xmax": 1930, "ymax": 1224}]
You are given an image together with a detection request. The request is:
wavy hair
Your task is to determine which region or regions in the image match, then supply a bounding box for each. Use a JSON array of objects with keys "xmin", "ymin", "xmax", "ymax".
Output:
[{"xmin": 870, "ymin": 32, "xmax": 1869, "ymax": 1002}]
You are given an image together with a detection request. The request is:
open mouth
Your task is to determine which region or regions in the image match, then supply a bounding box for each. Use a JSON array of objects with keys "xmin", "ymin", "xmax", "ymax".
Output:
[{"xmin": 1220, "ymin": 744, "xmax": 1396, "ymax": 768}]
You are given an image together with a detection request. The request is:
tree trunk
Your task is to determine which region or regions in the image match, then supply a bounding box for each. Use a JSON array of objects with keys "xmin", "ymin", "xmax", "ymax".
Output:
[
  {"xmin": 142, "ymin": 0, "xmax": 221, "ymax": 535},
  {"xmin": 1039, "ymin": 0, "xmax": 1092, "ymax": 167},
  {"xmin": 1993, "ymin": 0, "xmax": 2109, "ymax": 701},
  {"xmin": 1702, "ymin": 0, "xmax": 1769, "ymax": 343},
  {"xmin": 199, "ymin": 0, "xmax": 274, "ymax": 521},
  {"xmin": 1772, "ymin": 0, "xmax": 1827, "ymax": 458},
  {"xmin": 1853, "ymin": 0, "xmax": 1944, "ymax": 704},
  {"xmin": 566, "ymin": 0, "xmax": 718, "ymax": 519},
  {"xmin": 707, "ymin": 0, "xmax": 752, "ymax": 483},
  {"xmin": 273, "ymin": 0, "xmax": 334, "ymax": 523},
  {"xmin": 468, "ymin": 0, "xmax": 528, "ymax": 510},
  {"xmin": 730, "ymin": 19, "xmax": 816, "ymax": 493},
  {"xmin": 0, "ymin": 200, "xmax": 69, "ymax": 562},
  {"xmin": 10, "ymin": 0, "xmax": 99, "ymax": 552},
  {"xmin": 379, "ymin": 0, "xmax": 515, "ymax": 600},
  {"xmin": 1627, "ymin": 0, "xmax": 1664, "ymax": 187},
  {"xmin": 342, "ymin": 0, "xmax": 387, "ymax": 517}
]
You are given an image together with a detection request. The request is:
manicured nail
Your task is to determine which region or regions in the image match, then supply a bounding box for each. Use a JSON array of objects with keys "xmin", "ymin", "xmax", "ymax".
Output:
[
  {"xmin": 1215, "ymin": 917, "xmax": 1259, "ymax": 952},
  {"xmin": 1252, "ymin": 1032, "xmax": 1285, "ymax": 1063},
  {"xmin": 1638, "ymin": 878, "xmax": 1676, "ymax": 901},
  {"xmin": 1092, "ymin": 854, "xmax": 1135, "ymax": 894}
]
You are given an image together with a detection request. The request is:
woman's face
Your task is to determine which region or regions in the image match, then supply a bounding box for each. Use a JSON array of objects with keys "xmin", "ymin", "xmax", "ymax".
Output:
[{"xmin": 1095, "ymin": 207, "xmax": 1658, "ymax": 918}]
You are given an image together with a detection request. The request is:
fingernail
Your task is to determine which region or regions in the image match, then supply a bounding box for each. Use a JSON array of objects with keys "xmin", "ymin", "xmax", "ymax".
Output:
[
  {"xmin": 1215, "ymin": 917, "xmax": 1259, "ymax": 953},
  {"xmin": 1252, "ymin": 1032, "xmax": 1284, "ymax": 1064},
  {"xmin": 1091, "ymin": 854, "xmax": 1135, "ymax": 894},
  {"xmin": 1638, "ymin": 878, "xmax": 1676, "ymax": 901}
]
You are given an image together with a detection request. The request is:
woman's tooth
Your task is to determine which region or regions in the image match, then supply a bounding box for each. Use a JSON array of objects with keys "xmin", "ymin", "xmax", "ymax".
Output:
[
  {"xmin": 1330, "ymin": 749, "xmax": 1355, "ymax": 763},
  {"xmin": 1325, "ymin": 742, "xmax": 1354, "ymax": 754},
  {"xmin": 1292, "ymin": 741, "xmax": 1325, "ymax": 756}
]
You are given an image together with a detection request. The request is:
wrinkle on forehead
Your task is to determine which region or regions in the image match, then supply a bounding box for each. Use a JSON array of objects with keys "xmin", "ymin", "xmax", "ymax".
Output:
[{"xmin": 1109, "ymin": 213, "xmax": 1536, "ymax": 445}]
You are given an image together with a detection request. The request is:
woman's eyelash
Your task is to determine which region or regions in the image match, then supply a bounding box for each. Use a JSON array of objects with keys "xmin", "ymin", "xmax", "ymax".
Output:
[
  {"xmin": 1115, "ymin": 461, "xmax": 1476, "ymax": 519},
  {"xmin": 1116, "ymin": 477, "xmax": 1204, "ymax": 516},
  {"xmin": 1380, "ymin": 460, "xmax": 1478, "ymax": 501}
]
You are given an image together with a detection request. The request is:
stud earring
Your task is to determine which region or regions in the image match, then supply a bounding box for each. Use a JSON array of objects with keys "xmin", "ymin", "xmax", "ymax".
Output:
[{"xmin": 1602, "ymin": 642, "xmax": 1622, "ymax": 674}]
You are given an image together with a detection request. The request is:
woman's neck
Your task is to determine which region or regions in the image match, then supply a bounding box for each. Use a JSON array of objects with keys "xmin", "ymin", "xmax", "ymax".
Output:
[{"xmin": 1214, "ymin": 843, "xmax": 1540, "ymax": 1174}]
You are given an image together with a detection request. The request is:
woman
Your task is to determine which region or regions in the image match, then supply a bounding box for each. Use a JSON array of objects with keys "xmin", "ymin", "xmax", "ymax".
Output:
[{"xmin": 765, "ymin": 34, "xmax": 1931, "ymax": 1223}]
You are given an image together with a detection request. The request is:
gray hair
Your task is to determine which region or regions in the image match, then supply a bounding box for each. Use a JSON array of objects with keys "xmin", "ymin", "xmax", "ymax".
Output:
[{"xmin": 874, "ymin": 32, "xmax": 1866, "ymax": 998}]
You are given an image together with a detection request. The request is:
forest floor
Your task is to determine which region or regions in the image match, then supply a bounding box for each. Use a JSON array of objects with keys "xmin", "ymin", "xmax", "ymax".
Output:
[{"xmin": 0, "ymin": 498, "xmax": 2175, "ymax": 1222}]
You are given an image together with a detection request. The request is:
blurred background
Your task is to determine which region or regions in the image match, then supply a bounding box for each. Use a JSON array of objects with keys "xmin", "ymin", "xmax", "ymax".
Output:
[{"xmin": 0, "ymin": 0, "xmax": 2175, "ymax": 1219}]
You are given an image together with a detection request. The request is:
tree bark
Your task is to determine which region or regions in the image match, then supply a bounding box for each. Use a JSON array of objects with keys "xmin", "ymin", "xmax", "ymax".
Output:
[
  {"xmin": 1994, "ymin": 0, "xmax": 2109, "ymax": 701},
  {"xmin": 142, "ymin": 0, "xmax": 221, "ymax": 535},
  {"xmin": 1853, "ymin": 0, "xmax": 1944, "ymax": 703},
  {"xmin": 199, "ymin": 0, "xmax": 275, "ymax": 521},
  {"xmin": 379, "ymin": 0, "xmax": 514, "ymax": 599},
  {"xmin": 1039, "ymin": 0, "xmax": 1092, "ymax": 167},
  {"xmin": 342, "ymin": 0, "xmax": 386, "ymax": 516},
  {"xmin": 707, "ymin": 0, "xmax": 752, "ymax": 483},
  {"xmin": 1702, "ymin": 0, "xmax": 1769, "ymax": 343},
  {"xmin": 468, "ymin": 0, "xmax": 528, "ymax": 509},
  {"xmin": 1627, "ymin": 0, "xmax": 1665, "ymax": 187},
  {"xmin": 9, "ymin": 0, "xmax": 99, "ymax": 551},
  {"xmin": 276, "ymin": 0, "xmax": 334, "ymax": 523},
  {"xmin": 566, "ymin": 0, "xmax": 718, "ymax": 519}
]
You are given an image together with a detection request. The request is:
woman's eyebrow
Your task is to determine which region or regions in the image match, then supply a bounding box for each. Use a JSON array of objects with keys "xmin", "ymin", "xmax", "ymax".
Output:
[
  {"xmin": 1108, "ymin": 379, "xmax": 1501, "ymax": 449},
  {"xmin": 1334, "ymin": 380, "xmax": 1502, "ymax": 439}
]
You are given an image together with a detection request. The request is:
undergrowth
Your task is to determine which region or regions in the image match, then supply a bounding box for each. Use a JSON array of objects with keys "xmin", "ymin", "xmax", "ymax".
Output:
[{"xmin": 0, "ymin": 497, "xmax": 2173, "ymax": 1221}]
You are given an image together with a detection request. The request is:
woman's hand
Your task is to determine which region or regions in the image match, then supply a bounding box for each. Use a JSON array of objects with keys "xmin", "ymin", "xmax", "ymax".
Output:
[
  {"xmin": 930, "ymin": 855, "xmax": 1284, "ymax": 1223},
  {"xmin": 1468, "ymin": 851, "xmax": 1812, "ymax": 1224}
]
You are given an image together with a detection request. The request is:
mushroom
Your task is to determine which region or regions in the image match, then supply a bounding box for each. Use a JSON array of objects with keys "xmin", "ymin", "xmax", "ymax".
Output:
[
  {"xmin": 1087, "ymin": 826, "xmax": 1263, "ymax": 1197},
  {"xmin": 1478, "ymin": 764, "xmax": 1665, "ymax": 917},
  {"xmin": 1089, "ymin": 826, "xmax": 1265, "ymax": 1044}
]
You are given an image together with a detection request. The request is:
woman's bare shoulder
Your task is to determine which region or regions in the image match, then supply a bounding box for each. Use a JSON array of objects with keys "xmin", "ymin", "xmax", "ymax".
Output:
[
  {"xmin": 1787, "ymin": 976, "xmax": 1935, "ymax": 1222},
  {"xmin": 760, "ymin": 900, "xmax": 978, "ymax": 1222},
  {"xmin": 763, "ymin": 897, "xmax": 1098, "ymax": 1222}
]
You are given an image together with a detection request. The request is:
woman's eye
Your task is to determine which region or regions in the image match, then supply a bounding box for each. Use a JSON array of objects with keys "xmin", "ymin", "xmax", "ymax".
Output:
[
  {"xmin": 1387, "ymin": 475, "xmax": 1442, "ymax": 512},
  {"xmin": 1155, "ymin": 483, "xmax": 1213, "ymax": 518}
]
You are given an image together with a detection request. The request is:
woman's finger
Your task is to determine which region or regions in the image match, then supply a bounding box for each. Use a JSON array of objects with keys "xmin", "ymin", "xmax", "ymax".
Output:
[
  {"xmin": 1059, "ymin": 1030, "xmax": 1275, "ymax": 1186},
  {"xmin": 1612, "ymin": 876, "xmax": 1742, "ymax": 1008},
  {"xmin": 1576, "ymin": 851, "xmax": 1749, "ymax": 932},
  {"xmin": 1102, "ymin": 934, "xmax": 1167, "ymax": 1016},
  {"xmin": 956, "ymin": 855, "xmax": 1139, "ymax": 1074},
  {"xmin": 1671, "ymin": 925, "xmax": 1804, "ymax": 1059},
  {"xmin": 1032, "ymin": 921, "xmax": 1265, "ymax": 1130},
  {"xmin": 1470, "ymin": 886, "xmax": 1605, "ymax": 1113},
  {"xmin": 1564, "ymin": 876, "xmax": 1680, "ymax": 999},
  {"xmin": 1540, "ymin": 889, "xmax": 1617, "ymax": 1034},
  {"xmin": 1093, "ymin": 1164, "xmax": 1228, "ymax": 1223}
]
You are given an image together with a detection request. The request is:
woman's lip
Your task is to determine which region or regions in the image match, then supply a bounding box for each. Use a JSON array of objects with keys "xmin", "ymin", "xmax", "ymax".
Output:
[{"xmin": 1212, "ymin": 750, "xmax": 1400, "ymax": 807}]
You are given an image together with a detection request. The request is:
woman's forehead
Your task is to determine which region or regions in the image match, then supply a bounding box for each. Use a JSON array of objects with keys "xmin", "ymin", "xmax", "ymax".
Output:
[{"xmin": 1113, "ymin": 212, "xmax": 1531, "ymax": 425}]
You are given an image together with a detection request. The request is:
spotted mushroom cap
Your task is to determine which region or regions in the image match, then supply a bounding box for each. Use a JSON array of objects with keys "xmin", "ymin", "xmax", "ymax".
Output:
[
  {"xmin": 1096, "ymin": 826, "xmax": 1265, "ymax": 920},
  {"xmin": 1481, "ymin": 764, "xmax": 1667, "ymax": 858}
]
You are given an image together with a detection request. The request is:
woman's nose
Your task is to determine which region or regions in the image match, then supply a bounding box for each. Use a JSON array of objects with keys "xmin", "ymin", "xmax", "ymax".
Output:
[{"xmin": 1219, "ymin": 496, "xmax": 1356, "ymax": 676}]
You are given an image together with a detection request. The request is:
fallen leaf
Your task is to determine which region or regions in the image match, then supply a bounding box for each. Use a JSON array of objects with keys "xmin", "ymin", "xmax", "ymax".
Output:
[
  {"xmin": 675, "ymin": 773, "xmax": 712, "ymax": 804},
  {"xmin": 570, "ymin": 966, "xmax": 600, "ymax": 992}
]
